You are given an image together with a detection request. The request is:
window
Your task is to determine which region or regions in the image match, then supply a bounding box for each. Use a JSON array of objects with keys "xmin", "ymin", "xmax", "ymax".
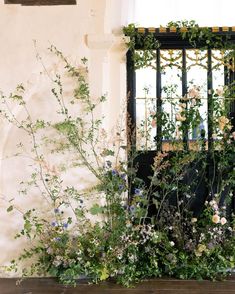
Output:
[{"xmin": 126, "ymin": 26, "xmax": 235, "ymax": 213}]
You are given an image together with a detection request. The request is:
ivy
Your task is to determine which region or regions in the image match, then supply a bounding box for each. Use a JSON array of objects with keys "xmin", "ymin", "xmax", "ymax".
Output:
[
  {"xmin": 167, "ymin": 20, "xmax": 231, "ymax": 49},
  {"xmin": 123, "ymin": 24, "xmax": 160, "ymax": 69},
  {"xmin": 123, "ymin": 21, "xmax": 235, "ymax": 68}
]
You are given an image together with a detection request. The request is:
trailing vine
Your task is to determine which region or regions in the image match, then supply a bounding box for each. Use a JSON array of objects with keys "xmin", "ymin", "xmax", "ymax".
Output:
[
  {"xmin": 123, "ymin": 21, "xmax": 235, "ymax": 68},
  {"xmin": 123, "ymin": 24, "xmax": 160, "ymax": 69}
]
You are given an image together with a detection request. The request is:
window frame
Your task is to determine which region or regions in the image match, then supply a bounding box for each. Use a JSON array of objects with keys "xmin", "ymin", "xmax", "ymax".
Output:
[
  {"xmin": 127, "ymin": 27, "xmax": 235, "ymax": 151},
  {"xmin": 126, "ymin": 26, "xmax": 235, "ymax": 213}
]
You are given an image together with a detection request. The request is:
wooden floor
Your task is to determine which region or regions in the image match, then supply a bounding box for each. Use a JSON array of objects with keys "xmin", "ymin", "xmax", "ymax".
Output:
[{"xmin": 0, "ymin": 277, "xmax": 235, "ymax": 294}]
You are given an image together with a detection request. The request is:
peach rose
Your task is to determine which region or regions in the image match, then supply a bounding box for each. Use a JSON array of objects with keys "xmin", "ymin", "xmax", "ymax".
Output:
[
  {"xmin": 218, "ymin": 116, "xmax": 229, "ymax": 131},
  {"xmin": 188, "ymin": 86, "xmax": 200, "ymax": 99},
  {"xmin": 212, "ymin": 214, "xmax": 220, "ymax": 224},
  {"xmin": 175, "ymin": 113, "xmax": 186, "ymax": 122}
]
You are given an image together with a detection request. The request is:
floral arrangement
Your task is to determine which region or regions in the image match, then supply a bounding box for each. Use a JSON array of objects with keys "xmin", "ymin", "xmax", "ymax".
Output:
[{"xmin": 1, "ymin": 40, "xmax": 235, "ymax": 287}]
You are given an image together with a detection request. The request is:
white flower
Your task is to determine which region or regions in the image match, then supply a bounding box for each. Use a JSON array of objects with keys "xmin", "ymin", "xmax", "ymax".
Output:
[
  {"xmin": 212, "ymin": 133, "xmax": 217, "ymax": 140},
  {"xmin": 209, "ymin": 200, "xmax": 218, "ymax": 211},
  {"xmin": 220, "ymin": 217, "xmax": 227, "ymax": 225},
  {"xmin": 212, "ymin": 214, "xmax": 220, "ymax": 224},
  {"xmin": 191, "ymin": 218, "xmax": 197, "ymax": 223},
  {"xmin": 209, "ymin": 200, "xmax": 216, "ymax": 206},
  {"xmin": 216, "ymin": 87, "xmax": 224, "ymax": 96},
  {"xmin": 232, "ymin": 132, "xmax": 235, "ymax": 140},
  {"xmin": 169, "ymin": 241, "xmax": 175, "ymax": 247}
]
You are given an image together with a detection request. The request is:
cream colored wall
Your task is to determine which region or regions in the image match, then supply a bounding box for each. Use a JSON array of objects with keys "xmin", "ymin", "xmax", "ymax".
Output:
[{"xmin": 0, "ymin": 0, "xmax": 130, "ymax": 276}]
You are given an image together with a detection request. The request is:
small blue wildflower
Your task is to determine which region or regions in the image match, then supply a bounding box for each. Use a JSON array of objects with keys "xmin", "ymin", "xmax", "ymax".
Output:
[
  {"xmin": 51, "ymin": 221, "xmax": 57, "ymax": 227},
  {"xmin": 54, "ymin": 237, "xmax": 61, "ymax": 242},
  {"xmin": 120, "ymin": 173, "xmax": 126, "ymax": 179},
  {"xmin": 130, "ymin": 205, "xmax": 136, "ymax": 213},
  {"xmin": 54, "ymin": 208, "xmax": 60, "ymax": 214},
  {"xmin": 119, "ymin": 184, "xmax": 124, "ymax": 191},
  {"xmin": 112, "ymin": 169, "xmax": 118, "ymax": 176},
  {"xmin": 134, "ymin": 188, "xmax": 141, "ymax": 195},
  {"xmin": 63, "ymin": 223, "xmax": 68, "ymax": 229}
]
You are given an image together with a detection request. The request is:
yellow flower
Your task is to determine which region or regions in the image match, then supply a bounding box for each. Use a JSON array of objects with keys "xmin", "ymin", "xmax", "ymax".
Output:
[
  {"xmin": 195, "ymin": 244, "xmax": 207, "ymax": 257},
  {"xmin": 198, "ymin": 244, "xmax": 206, "ymax": 253},
  {"xmin": 100, "ymin": 267, "xmax": 109, "ymax": 281},
  {"xmin": 212, "ymin": 214, "xmax": 220, "ymax": 224},
  {"xmin": 194, "ymin": 250, "xmax": 202, "ymax": 257}
]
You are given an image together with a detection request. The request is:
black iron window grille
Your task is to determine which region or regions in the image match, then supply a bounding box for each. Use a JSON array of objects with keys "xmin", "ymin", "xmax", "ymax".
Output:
[
  {"xmin": 127, "ymin": 27, "xmax": 235, "ymax": 152},
  {"xmin": 126, "ymin": 26, "xmax": 235, "ymax": 214}
]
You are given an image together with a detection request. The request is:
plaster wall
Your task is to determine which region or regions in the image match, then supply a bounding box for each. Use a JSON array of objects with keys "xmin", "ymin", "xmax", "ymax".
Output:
[{"xmin": 0, "ymin": 0, "xmax": 130, "ymax": 276}]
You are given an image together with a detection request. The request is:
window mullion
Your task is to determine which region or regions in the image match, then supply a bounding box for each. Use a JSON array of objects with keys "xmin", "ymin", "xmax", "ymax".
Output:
[
  {"xmin": 156, "ymin": 48, "xmax": 162, "ymax": 151},
  {"xmin": 182, "ymin": 48, "xmax": 188, "ymax": 150},
  {"xmin": 127, "ymin": 49, "xmax": 136, "ymax": 149},
  {"xmin": 207, "ymin": 49, "xmax": 213, "ymax": 151}
]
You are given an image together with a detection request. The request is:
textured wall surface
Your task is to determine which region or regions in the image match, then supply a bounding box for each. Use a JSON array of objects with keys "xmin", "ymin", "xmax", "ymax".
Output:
[{"xmin": 0, "ymin": 0, "xmax": 130, "ymax": 276}]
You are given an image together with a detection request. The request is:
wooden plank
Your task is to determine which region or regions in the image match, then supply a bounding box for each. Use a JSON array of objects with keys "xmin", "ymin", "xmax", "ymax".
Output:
[{"xmin": 0, "ymin": 277, "xmax": 235, "ymax": 294}]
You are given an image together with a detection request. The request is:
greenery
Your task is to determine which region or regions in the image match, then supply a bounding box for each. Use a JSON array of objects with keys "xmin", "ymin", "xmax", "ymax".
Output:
[
  {"xmin": 123, "ymin": 21, "xmax": 235, "ymax": 68},
  {"xmin": 1, "ymin": 22, "xmax": 235, "ymax": 287}
]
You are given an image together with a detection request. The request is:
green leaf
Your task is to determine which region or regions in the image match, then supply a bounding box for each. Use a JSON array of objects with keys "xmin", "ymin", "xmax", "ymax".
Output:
[
  {"xmin": 100, "ymin": 267, "xmax": 109, "ymax": 281},
  {"xmin": 54, "ymin": 121, "xmax": 76, "ymax": 134},
  {"xmin": 89, "ymin": 204, "xmax": 103, "ymax": 215},
  {"xmin": 75, "ymin": 208, "xmax": 84, "ymax": 218},
  {"xmin": 101, "ymin": 149, "xmax": 115, "ymax": 157},
  {"xmin": 7, "ymin": 205, "xmax": 13, "ymax": 212}
]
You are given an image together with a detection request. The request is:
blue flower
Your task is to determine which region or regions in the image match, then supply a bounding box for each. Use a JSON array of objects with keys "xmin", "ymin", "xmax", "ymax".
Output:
[
  {"xmin": 119, "ymin": 184, "xmax": 124, "ymax": 191},
  {"xmin": 63, "ymin": 223, "xmax": 68, "ymax": 229},
  {"xmin": 130, "ymin": 205, "xmax": 136, "ymax": 214},
  {"xmin": 51, "ymin": 221, "xmax": 57, "ymax": 227},
  {"xmin": 134, "ymin": 188, "xmax": 142, "ymax": 195},
  {"xmin": 120, "ymin": 173, "xmax": 126, "ymax": 179},
  {"xmin": 112, "ymin": 169, "xmax": 118, "ymax": 176},
  {"xmin": 54, "ymin": 208, "xmax": 60, "ymax": 214},
  {"xmin": 53, "ymin": 237, "xmax": 61, "ymax": 242}
]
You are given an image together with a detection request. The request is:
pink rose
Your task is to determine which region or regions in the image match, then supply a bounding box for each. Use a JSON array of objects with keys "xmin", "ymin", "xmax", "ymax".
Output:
[{"xmin": 220, "ymin": 217, "xmax": 227, "ymax": 225}]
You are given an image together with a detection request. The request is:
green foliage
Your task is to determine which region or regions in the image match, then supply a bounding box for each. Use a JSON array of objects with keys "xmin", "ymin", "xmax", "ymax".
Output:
[
  {"xmin": 123, "ymin": 24, "xmax": 160, "ymax": 69},
  {"xmin": 1, "ymin": 25, "xmax": 235, "ymax": 288},
  {"xmin": 123, "ymin": 21, "xmax": 235, "ymax": 68}
]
